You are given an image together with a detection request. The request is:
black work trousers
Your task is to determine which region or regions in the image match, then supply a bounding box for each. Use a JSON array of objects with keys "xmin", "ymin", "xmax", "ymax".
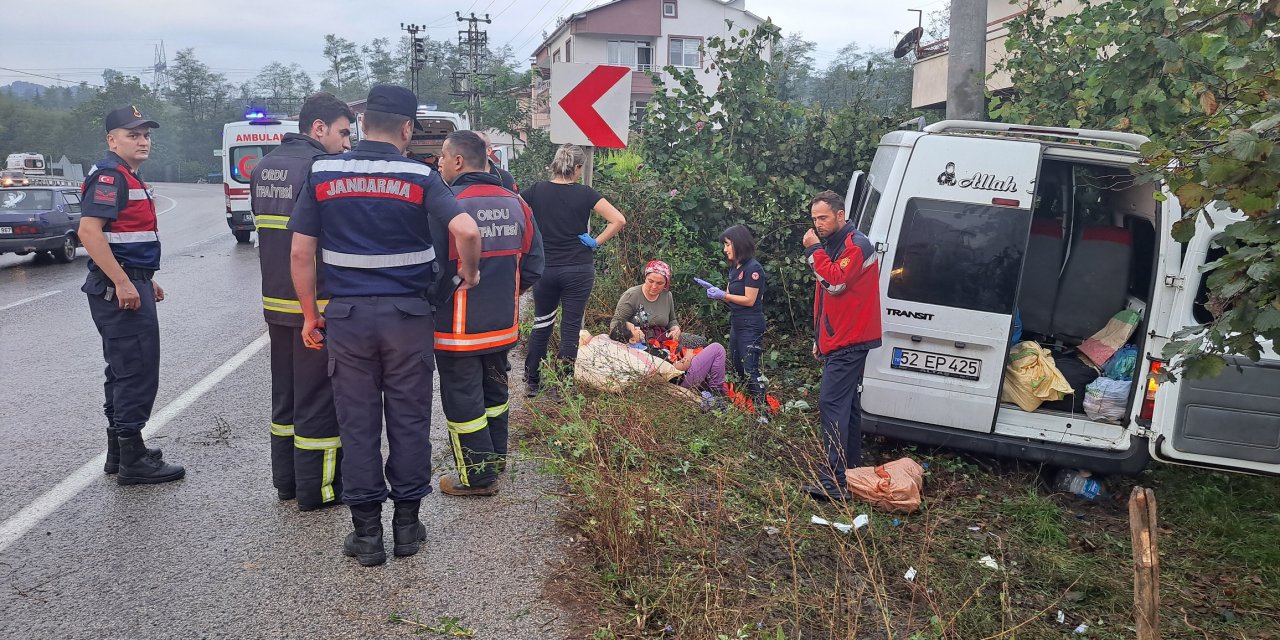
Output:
[
  {"xmin": 268, "ymin": 323, "xmax": 343, "ymax": 509},
  {"xmin": 729, "ymin": 312, "xmax": 766, "ymax": 405},
  {"xmin": 524, "ymin": 263, "xmax": 595, "ymax": 385},
  {"xmin": 818, "ymin": 347, "xmax": 869, "ymax": 487},
  {"xmin": 324, "ymin": 296, "xmax": 435, "ymax": 506},
  {"xmin": 437, "ymin": 350, "xmax": 512, "ymax": 488},
  {"xmin": 83, "ymin": 271, "xmax": 159, "ymax": 437}
]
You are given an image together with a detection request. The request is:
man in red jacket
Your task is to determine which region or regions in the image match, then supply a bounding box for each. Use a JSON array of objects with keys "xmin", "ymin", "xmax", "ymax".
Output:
[{"xmin": 801, "ymin": 190, "xmax": 883, "ymax": 501}]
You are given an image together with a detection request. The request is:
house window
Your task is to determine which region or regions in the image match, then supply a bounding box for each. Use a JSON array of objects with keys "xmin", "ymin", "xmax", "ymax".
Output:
[
  {"xmin": 608, "ymin": 40, "xmax": 655, "ymax": 72},
  {"xmin": 553, "ymin": 49, "xmax": 562, "ymax": 63},
  {"xmin": 565, "ymin": 39, "xmax": 572, "ymax": 63},
  {"xmin": 663, "ymin": 1, "xmax": 677, "ymax": 17},
  {"xmin": 668, "ymin": 37, "xmax": 701, "ymax": 68},
  {"xmin": 631, "ymin": 100, "xmax": 649, "ymax": 121}
]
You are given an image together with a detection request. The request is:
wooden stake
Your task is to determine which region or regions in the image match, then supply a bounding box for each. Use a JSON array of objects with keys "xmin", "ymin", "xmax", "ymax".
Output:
[
  {"xmin": 582, "ymin": 145, "xmax": 594, "ymax": 188},
  {"xmin": 1129, "ymin": 486, "xmax": 1160, "ymax": 640}
]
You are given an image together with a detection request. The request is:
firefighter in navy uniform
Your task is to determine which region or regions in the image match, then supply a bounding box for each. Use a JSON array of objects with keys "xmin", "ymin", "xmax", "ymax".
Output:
[
  {"xmin": 432, "ymin": 131, "xmax": 543, "ymax": 496},
  {"xmin": 288, "ymin": 86, "xmax": 482, "ymax": 566},
  {"xmin": 77, "ymin": 105, "xmax": 185, "ymax": 485},
  {"xmin": 250, "ymin": 92, "xmax": 354, "ymax": 509}
]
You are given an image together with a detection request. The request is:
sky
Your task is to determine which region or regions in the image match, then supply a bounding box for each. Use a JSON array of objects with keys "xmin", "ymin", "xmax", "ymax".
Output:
[{"xmin": 0, "ymin": 0, "xmax": 943, "ymax": 89}]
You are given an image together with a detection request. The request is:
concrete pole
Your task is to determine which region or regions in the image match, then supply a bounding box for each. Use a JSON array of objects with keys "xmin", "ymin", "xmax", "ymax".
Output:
[{"xmin": 947, "ymin": 0, "xmax": 989, "ymax": 121}]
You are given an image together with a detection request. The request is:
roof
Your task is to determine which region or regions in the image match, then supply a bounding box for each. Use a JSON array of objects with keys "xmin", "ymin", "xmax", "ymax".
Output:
[{"xmin": 530, "ymin": 0, "xmax": 765, "ymax": 57}]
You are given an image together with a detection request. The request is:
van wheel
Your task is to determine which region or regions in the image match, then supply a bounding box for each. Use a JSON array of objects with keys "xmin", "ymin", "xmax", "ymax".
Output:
[
  {"xmin": 54, "ymin": 236, "xmax": 77, "ymax": 263},
  {"xmin": 233, "ymin": 230, "xmax": 252, "ymax": 243}
]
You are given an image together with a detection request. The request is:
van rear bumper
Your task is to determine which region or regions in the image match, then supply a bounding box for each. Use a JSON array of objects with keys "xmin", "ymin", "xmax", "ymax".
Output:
[{"xmin": 862, "ymin": 412, "xmax": 1152, "ymax": 476}]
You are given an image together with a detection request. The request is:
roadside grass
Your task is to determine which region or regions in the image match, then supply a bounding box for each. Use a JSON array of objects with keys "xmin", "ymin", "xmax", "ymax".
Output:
[{"xmin": 524, "ymin": 373, "xmax": 1280, "ymax": 639}]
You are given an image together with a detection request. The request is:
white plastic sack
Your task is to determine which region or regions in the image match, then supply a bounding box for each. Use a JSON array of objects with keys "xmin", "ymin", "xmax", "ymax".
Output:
[
  {"xmin": 573, "ymin": 331, "xmax": 685, "ymax": 393},
  {"xmin": 1083, "ymin": 377, "xmax": 1132, "ymax": 422}
]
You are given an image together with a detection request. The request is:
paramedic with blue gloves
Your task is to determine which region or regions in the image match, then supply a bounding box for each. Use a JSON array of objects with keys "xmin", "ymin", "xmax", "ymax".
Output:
[
  {"xmin": 800, "ymin": 190, "xmax": 882, "ymax": 501},
  {"xmin": 697, "ymin": 224, "xmax": 769, "ymax": 418}
]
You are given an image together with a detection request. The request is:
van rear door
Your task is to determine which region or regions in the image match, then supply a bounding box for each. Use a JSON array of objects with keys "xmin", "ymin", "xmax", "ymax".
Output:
[
  {"xmin": 1146, "ymin": 208, "xmax": 1280, "ymax": 475},
  {"xmin": 861, "ymin": 134, "xmax": 1041, "ymax": 433}
]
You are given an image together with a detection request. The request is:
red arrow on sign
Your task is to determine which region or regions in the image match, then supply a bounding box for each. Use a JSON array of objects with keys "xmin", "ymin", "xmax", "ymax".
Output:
[{"xmin": 558, "ymin": 65, "xmax": 631, "ymax": 148}]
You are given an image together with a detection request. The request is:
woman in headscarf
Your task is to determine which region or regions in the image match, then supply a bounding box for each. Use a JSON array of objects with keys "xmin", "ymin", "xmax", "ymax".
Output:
[{"xmin": 610, "ymin": 260, "xmax": 727, "ymax": 396}]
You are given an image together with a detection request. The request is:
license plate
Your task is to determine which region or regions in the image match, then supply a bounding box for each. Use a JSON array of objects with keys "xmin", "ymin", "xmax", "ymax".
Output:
[
  {"xmin": 892, "ymin": 347, "xmax": 982, "ymax": 381},
  {"xmin": 0, "ymin": 226, "xmax": 11, "ymax": 234}
]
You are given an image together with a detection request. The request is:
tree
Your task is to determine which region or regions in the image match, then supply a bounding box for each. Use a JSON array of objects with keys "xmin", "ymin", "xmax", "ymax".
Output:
[
  {"xmin": 994, "ymin": 0, "xmax": 1280, "ymax": 379},
  {"xmin": 770, "ymin": 33, "xmax": 816, "ymax": 103},
  {"xmin": 364, "ymin": 38, "xmax": 399, "ymax": 87},
  {"xmin": 250, "ymin": 62, "xmax": 315, "ymax": 113},
  {"xmin": 320, "ymin": 34, "xmax": 366, "ymax": 101},
  {"xmin": 166, "ymin": 48, "xmax": 239, "ymax": 180}
]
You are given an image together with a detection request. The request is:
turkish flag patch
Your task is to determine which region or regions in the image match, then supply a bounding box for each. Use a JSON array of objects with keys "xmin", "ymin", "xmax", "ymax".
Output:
[
  {"xmin": 97, "ymin": 175, "xmax": 115, "ymax": 185},
  {"xmin": 93, "ymin": 187, "xmax": 116, "ymax": 204}
]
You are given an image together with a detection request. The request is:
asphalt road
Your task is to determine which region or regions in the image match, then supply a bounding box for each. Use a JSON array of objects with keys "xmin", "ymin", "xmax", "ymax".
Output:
[{"xmin": 0, "ymin": 183, "xmax": 568, "ymax": 639}]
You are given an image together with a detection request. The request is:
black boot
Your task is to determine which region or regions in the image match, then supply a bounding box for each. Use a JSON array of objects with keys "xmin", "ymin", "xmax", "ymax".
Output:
[
  {"xmin": 104, "ymin": 428, "xmax": 163, "ymax": 475},
  {"xmin": 343, "ymin": 502, "xmax": 386, "ymax": 566},
  {"xmin": 392, "ymin": 499, "xmax": 426, "ymax": 557},
  {"xmin": 116, "ymin": 433, "xmax": 184, "ymax": 485}
]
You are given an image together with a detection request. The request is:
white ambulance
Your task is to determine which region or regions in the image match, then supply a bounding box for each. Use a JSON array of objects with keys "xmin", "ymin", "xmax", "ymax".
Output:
[
  {"xmin": 848, "ymin": 120, "xmax": 1278, "ymax": 476},
  {"xmin": 217, "ymin": 114, "xmax": 297, "ymax": 243}
]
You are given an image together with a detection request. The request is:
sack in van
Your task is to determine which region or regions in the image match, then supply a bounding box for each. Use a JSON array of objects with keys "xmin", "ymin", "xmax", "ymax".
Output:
[
  {"xmin": 1079, "ymin": 310, "xmax": 1141, "ymax": 368},
  {"xmin": 845, "ymin": 457, "xmax": 925, "ymax": 513},
  {"xmin": 1001, "ymin": 341, "xmax": 1075, "ymax": 412},
  {"xmin": 1102, "ymin": 345, "xmax": 1139, "ymax": 381},
  {"xmin": 1083, "ymin": 376, "xmax": 1132, "ymax": 422}
]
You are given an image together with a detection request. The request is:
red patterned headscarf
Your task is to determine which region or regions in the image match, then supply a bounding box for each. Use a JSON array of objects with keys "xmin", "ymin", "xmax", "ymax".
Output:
[{"xmin": 644, "ymin": 260, "xmax": 672, "ymax": 290}]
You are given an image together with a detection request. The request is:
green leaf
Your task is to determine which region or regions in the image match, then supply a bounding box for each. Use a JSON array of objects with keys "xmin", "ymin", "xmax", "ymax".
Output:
[
  {"xmin": 1256, "ymin": 307, "xmax": 1280, "ymax": 333},
  {"xmin": 1247, "ymin": 260, "xmax": 1278, "ymax": 282},
  {"xmin": 1171, "ymin": 215, "xmax": 1199, "ymax": 243},
  {"xmin": 1153, "ymin": 37, "xmax": 1182, "ymax": 58},
  {"xmin": 1227, "ymin": 129, "xmax": 1262, "ymax": 161},
  {"xmin": 1183, "ymin": 354, "xmax": 1227, "ymax": 380},
  {"xmin": 1175, "ymin": 183, "xmax": 1212, "ymax": 209}
]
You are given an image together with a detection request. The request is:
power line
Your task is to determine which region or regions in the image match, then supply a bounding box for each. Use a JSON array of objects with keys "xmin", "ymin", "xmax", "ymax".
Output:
[
  {"xmin": 511, "ymin": 0, "xmax": 591, "ymax": 55},
  {"xmin": 0, "ymin": 66, "xmax": 103, "ymax": 88}
]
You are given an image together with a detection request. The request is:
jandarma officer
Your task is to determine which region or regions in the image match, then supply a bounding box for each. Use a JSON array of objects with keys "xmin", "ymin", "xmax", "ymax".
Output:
[
  {"xmin": 251, "ymin": 92, "xmax": 354, "ymax": 511},
  {"xmin": 77, "ymin": 105, "xmax": 185, "ymax": 485},
  {"xmin": 288, "ymin": 85, "xmax": 482, "ymax": 567}
]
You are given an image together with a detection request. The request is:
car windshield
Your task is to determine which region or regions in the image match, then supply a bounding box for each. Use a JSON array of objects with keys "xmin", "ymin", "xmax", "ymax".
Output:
[{"xmin": 0, "ymin": 189, "xmax": 54, "ymax": 211}]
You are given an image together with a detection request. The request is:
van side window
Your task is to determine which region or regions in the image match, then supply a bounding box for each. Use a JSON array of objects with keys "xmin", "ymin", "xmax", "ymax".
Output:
[
  {"xmin": 888, "ymin": 198, "xmax": 1029, "ymax": 315},
  {"xmin": 857, "ymin": 148, "xmax": 898, "ymax": 234},
  {"xmin": 1192, "ymin": 243, "xmax": 1229, "ymax": 325}
]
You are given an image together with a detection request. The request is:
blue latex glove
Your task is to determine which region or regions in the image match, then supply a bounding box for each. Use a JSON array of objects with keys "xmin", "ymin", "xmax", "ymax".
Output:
[
  {"xmin": 578, "ymin": 233, "xmax": 599, "ymax": 250},
  {"xmin": 706, "ymin": 286, "xmax": 726, "ymax": 301},
  {"xmin": 693, "ymin": 277, "xmax": 714, "ymax": 289}
]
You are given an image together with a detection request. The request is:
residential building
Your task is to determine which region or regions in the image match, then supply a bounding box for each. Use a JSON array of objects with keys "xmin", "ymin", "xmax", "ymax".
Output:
[
  {"xmin": 911, "ymin": 0, "xmax": 1086, "ymax": 110},
  {"xmin": 530, "ymin": 0, "xmax": 767, "ymax": 129}
]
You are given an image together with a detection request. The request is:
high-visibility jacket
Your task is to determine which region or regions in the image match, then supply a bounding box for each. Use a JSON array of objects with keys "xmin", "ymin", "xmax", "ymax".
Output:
[
  {"xmin": 80, "ymin": 152, "xmax": 160, "ymax": 271},
  {"xmin": 807, "ymin": 221, "xmax": 883, "ymax": 355},
  {"xmin": 433, "ymin": 171, "xmax": 544, "ymax": 355},
  {"xmin": 251, "ymin": 133, "xmax": 330, "ymax": 326}
]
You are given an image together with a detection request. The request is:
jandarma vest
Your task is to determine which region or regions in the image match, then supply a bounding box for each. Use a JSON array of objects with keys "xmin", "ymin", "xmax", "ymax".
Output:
[{"xmin": 83, "ymin": 155, "xmax": 160, "ymax": 271}]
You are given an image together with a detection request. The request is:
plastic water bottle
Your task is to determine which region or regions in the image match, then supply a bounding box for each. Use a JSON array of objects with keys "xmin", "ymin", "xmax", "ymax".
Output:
[{"xmin": 1053, "ymin": 469, "xmax": 1104, "ymax": 501}]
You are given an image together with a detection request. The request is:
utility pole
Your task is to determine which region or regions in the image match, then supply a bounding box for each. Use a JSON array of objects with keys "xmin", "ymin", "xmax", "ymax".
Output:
[
  {"xmin": 947, "ymin": 0, "xmax": 987, "ymax": 121},
  {"xmin": 452, "ymin": 12, "xmax": 493, "ymax": 128},
  {"xmin": 401, "ymin": 23, "xmax": 426, "ymax": 97}
]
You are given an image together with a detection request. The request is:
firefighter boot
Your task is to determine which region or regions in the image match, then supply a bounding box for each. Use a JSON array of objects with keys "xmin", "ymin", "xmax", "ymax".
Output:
[
  {"xmin": 116, "ymin": 433, "xmax": 185, "ymax": 485},
  {"xmin": 439, "ymin": 473, "xmax": 499, "ymax": 497},
  {"xmin": 343, "ymin": 502, "xmax": 386, "ymax": 567},
  {"xmin": 391, "ymin": 500, "xmax": 427, "ymax": 558},
  {"xmin": 104, "ymin": 428, "xmax": 163, "ymax": 475}
]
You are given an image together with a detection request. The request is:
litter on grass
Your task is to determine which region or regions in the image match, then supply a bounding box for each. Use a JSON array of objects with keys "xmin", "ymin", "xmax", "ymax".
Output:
[
  {"xmin": 978, "ymin": 555, "xmax": 1001, "ymax": 570},
  {"xmin": 904, "ymin": 567, "xmax": 918, "ymax": 582}
]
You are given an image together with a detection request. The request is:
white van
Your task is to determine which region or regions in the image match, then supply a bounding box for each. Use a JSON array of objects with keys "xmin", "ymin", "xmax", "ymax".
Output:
[{"xmin": 848, "ymin": 120, "xmax": 1279, "ymax": 476}]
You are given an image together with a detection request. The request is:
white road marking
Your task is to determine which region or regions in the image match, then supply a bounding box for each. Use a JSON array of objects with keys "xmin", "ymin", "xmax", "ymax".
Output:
[
  {"xmin": 180, "ymin": 231, "xmax": 226, "ymax": 251},
  {"xmin": 0, "ymin": 331, "xmax": 270, "ymax": 553},
  {"xmin": 0, "ymin": 289, "xmax": 61, "ymax": 312},
  {"xmin": 155, "ymin": 193, "xmax": 178, "ymax": 216}
]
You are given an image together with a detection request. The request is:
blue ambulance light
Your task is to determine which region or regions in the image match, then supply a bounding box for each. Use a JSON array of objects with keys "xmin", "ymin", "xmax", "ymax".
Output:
[{"xmin": 245, "ymin": 110, "xmax": 268, "ymax": 120}]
